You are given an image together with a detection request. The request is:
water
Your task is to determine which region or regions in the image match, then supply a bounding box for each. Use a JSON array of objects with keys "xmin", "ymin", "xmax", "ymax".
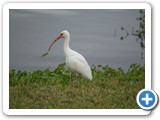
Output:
[{"xmin": 9, "ymin": 9, "xmax": 144, "ymax": 72}]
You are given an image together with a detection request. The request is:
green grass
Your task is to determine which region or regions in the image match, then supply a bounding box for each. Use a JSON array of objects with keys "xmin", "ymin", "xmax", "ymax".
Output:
[{"xmin": 9, "ymin": 64, "xmax": 145, "ymax": 109}]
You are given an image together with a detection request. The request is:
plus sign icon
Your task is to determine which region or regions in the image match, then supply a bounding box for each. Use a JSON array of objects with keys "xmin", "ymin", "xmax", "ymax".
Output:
[{"xmin": 137, "ymin": 89, "xmax": 158, "ymax": 110}]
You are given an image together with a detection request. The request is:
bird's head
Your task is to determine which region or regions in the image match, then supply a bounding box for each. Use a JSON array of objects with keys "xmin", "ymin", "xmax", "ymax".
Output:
[
  {"xmin": 61, "ymin": 30, "xmax": 70, "ymax": 38},
  {"xmin": 48, "ymin": 30, "xmax": 70, "ymax": 52}
]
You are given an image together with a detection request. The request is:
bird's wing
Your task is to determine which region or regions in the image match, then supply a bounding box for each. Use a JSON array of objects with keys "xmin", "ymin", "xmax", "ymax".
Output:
[
  {"xmin": 74, "ymin": 53, "xmax": 89, "ymax": 65},
  {"xmin": 67, "ymin": 53, "xmax": 89, "ymax": 71},
  {"xmin": 72, "ymin": 54, "xmax": 92, "ymax": 80}
]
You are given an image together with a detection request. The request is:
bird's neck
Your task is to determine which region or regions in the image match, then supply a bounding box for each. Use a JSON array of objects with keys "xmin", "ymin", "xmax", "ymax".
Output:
[{"xmin": 63, "ymin": 35, "xmax": 72, "ymax": 56}]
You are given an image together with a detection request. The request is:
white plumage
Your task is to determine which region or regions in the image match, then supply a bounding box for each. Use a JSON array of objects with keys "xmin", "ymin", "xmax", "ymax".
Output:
[{"xmin": 48, "ymin": 30, "xmax": 92, "ymax": 81}]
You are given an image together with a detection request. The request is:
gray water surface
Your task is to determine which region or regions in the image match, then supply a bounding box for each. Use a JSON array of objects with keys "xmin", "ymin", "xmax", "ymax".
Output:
[{"xmin": 9, "ymin": 9, "xmax": 144, "ymax": 71}]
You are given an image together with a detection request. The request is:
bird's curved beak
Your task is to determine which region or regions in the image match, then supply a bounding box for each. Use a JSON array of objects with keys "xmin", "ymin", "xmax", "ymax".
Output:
[{"xmin": 48, "ymin": 33, "xmax": 63, "ymax": 52}]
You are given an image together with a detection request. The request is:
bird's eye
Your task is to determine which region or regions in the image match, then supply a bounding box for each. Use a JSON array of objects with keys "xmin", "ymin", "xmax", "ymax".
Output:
[{"xmin": 60, "ymin": 33, "xmax": 63, "ymax": 36}]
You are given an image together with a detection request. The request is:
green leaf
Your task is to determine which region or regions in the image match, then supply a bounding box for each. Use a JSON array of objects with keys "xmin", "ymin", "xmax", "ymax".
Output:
[
  {"xmin": 140, "ymin": 22, "xmax": 144, "ymax": 29},
  {"xmin": 41, "ymin": 52, "xmax": 48, "ymax": 57}
]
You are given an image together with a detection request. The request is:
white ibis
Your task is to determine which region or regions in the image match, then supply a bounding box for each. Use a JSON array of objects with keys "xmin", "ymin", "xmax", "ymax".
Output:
[{"xmin": 48, "ymin": 30, "xmax": 93, "ymax": 83}]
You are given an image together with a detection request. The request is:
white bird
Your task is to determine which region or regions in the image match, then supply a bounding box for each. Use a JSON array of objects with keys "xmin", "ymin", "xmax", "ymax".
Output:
[{"xmin": 48, "ymin": 30, "xmax": 93, "ymax": 84}]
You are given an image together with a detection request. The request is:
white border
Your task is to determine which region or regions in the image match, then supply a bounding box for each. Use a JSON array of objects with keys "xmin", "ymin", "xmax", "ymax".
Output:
[{"xmin": 3, "ymin": 3, "xmax": 151, "ymax": 115}]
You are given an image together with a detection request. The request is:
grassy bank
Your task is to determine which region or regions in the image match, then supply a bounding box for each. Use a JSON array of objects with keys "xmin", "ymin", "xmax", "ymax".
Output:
[{"xmin": 9, "ymin": 64, "xmax": 145, "ymax": 109}]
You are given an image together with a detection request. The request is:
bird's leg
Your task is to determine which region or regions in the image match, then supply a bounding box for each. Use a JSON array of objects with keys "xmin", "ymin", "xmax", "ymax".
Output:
[
  {"xmin": 76, "ymin": 73, "xmax": 78, "ymax": 81},
  {"xmin": 76, "ymin": 73, "xmax": 80, "ymax": 84},
  {"xmin": 69, "ymin": 72, "xmax": 72, "ymax": 86}
]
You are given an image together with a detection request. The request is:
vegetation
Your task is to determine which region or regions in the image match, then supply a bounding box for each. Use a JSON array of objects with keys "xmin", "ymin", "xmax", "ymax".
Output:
[
  {"xmin": 120, "ymin": 9, "xmax": 145, "ymax": 59},
  {"xmin": 9, "ymin": 64, "xmax": 144, "ymax": 109}
]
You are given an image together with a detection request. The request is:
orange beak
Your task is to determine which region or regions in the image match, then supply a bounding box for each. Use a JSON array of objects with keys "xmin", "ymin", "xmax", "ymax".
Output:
[{"xmin": 48, "ymin": 33, "xmax": 63, "ymax": 52}]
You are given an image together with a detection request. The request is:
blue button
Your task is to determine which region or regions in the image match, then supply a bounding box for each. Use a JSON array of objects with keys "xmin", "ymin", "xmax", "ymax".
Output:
[{"xmin": 137, "ymin": 89, "xmax": 158, "ymax": 110}]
